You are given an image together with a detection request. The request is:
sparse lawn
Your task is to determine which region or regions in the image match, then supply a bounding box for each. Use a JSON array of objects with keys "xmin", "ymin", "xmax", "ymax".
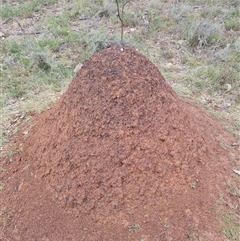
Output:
[{"xmin": 0, "ymin": 0, "xmax": 239, "ymax": 239}]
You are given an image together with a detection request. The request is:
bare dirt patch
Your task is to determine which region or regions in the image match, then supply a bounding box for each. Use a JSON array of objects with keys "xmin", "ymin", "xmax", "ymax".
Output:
[{"xmin": 1, "ymin": 45, "xmax": 239, "ymax": 241}]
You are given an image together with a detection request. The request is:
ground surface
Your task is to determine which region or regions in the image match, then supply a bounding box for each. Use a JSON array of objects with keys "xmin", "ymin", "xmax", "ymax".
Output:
[
  {"xmin": 1, "ymin": 46, "xmax": 240, "ymax": 241},
  {"xmin": 1, "ymin": 0, "xmax": 240, "ymax": 240}
]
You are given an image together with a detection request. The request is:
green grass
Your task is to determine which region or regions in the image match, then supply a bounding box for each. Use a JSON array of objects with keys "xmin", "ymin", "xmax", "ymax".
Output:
[
  {"xmin": 222, "ymin": 213, "xmax": 240, "ymax": 240},
  {"xmin": 194, "ymin": 63, "xmax": 240, "ymax": 94},
  {"xmin": 0, "ymin": 0, "xmax": 58, "ymax": 19},
  {"xmin": 219, "ymin": 176, "xmax": 240, "ymax": 240},
  {"xmin": 0, "ymin": 39, "xmax": 73, "ymax": 102},
  {"xmin": 0, "ymin": 207, "xmax": 12, "ymax": 227},
  {"xmin": 0, "ymin": 207, "xmax": 13, "ymax": 240},
  {"xmin": 0, "ymin": 182, "xmax": 6, "ymax": 192},
  {"xmin": 128, "ymin": 223, "xmax": 140, "ymax": 234}
]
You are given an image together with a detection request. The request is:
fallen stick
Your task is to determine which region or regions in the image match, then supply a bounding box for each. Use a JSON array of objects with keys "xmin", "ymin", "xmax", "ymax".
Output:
[{"xmin": 5, "ymin": 30, "xmax": 45, "ymax": 36}]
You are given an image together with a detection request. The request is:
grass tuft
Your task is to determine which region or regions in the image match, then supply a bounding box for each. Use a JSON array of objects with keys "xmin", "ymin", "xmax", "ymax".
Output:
[
  {"xmin": 222, "ymin": 213, "xmax": 240, "ymax": 240},
  {"xmin": 186, "ymin": 19, "xmax": 222, "ymax": 47},
  {"xmin": 0, "ymin": 0, "xmax": 58, "ymax": 19}
]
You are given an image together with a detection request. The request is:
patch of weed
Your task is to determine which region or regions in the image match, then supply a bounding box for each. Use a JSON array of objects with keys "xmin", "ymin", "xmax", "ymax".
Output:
[
  {"xmin": 181, "ymin": 54, "xmax": 201, "ymax": 67},
  {"xmin": 73, "ymin": 0, "xmax": 105, "ymax": 17},
  {"xmin": 0, "ymin": 0, "xmax": 58, "ymax": 19},
  {"xmin": 0, "ymin": 182, "xmax": 6, "ymax": 192},
  {"xmin": 167, "ymin": 4, "xmax": 191, "ymax": 23},
  {"xmin": 225, "ymin": 19, "xmax": 240, "ymax": 31},
  {"xmin": 45, "ymin": 13, "xmax": 72, "ymax": 38},
  {"xmin": 185, "ymin": 19, "xmax": 222, "ymax": 47},
  {"xmin": 128, "ymin": 223, "xmax": 140, "ymax": 234},
  {"xmin": 1, "ymin": 37, "xmax": 73, "ymax": 100},
  {"xmin": 123, "ymin": 12, "xmax": 137, "ymax": 27},
  {"xmin": 222, "ymin": 213, "xmax": 240, "ymax": 240},
  {"xmin": 38, "ymin": 38, "xmax": 61, "ymax": 52},
  {"xmin": 195, "ymin": 63, "xmax": 240, "ymax": 94},
  {"xmin": 0, "ymin": 207, "xmax": 13, "ymax": 227},
  {"xmin": 145, "ymin": 12, "xmax": 164, "ymax": 37}
]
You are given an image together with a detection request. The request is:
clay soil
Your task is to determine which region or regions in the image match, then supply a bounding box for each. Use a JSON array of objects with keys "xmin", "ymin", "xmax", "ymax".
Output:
[{"xmin": 1, "ymin": 46, "xmax": 240, "ymax": 241}]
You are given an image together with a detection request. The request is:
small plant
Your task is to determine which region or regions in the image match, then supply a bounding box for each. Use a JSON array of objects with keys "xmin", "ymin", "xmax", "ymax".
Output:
[
  {"xmin": 35, "ymin": 53, "xmax": 51, "ymax": 71},
  {"xmin": 225, "ymin": 19, "xmax": 240, "ymax": 31},
  {"xmin": 0, "ymin": 207, "xmax": 13, "ymax": 227},
  {"xmin": 191, "ymin": 182, "xmax": 197, "ymax": 189},
  {"xmin": 163, "ymin": 223, "xmax": 169, "ymax": 228},
  {"xmin": 167, "ymin": 4, "xmax": 191, "ymax": 23},
  {"xmin": 186, "ymin": 19, "xmax": 221, "ymax": 47},
  {"xmin": 128, "ymin": 223, "xmax": 140, "ymax": 234},
  {"xmin": 190, "ymin": 179, "xmax": 198, "ymax": 189},
  {"xmin": 115, "ymin": 0, "xmax": 132, "ymax": 43},
  {"xmin": 222, "ymin": 212, "xmax": 240, "ymax": 240},
  {"xmin": 0, "ymin": 0, "xmax": 58, "ymax": 19},
  {"xmin": 0, "ymin": 182, "xmax": 6, "ymax": 192},
  {"xmin": 98, "ymin": 8, "xmax": 109, "ymax": 18}
]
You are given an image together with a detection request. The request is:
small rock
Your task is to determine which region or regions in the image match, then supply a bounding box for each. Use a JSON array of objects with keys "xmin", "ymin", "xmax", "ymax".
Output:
[
  {"xmin": 0, "ymin": 32, "xmax": 5, "ymax": 40},
  {"xmin": 177, "ymin": 40, "xmax": 184, "ymax": 45},
  {"xmin": 74, "ymin": 63, "xmax": 83, "ymax": 73},
  {"xmin": 226, "ymin": 83, "xmax": 231, "ymax": 91},
  {"xmin": 222, "ymin": 102, "xmax": 231, "ymax": 109},
  {"xmin": 233, "ymin": 169, "xmax": 240, "ymax": 175},
  {"xmin": 166, "ymin": 63, "xmax": 173, "ymax": 68},
  {"xmin": 23, "ymin": 130, "xmax": 28, "ymax": 135}
]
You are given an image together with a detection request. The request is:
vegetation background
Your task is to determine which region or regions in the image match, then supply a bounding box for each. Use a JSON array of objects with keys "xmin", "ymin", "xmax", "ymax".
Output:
[{"xmin": 0, "ymin": 0, "xmax": 239, "ymax": 239}]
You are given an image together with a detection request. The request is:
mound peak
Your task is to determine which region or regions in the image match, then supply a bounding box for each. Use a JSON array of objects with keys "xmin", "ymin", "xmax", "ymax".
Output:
[{"xmin": 2, "ymin": 46, "xmax": 236, "ymax": 240}]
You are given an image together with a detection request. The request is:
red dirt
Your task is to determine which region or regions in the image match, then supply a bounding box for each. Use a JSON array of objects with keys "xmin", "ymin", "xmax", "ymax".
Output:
[{"xmin": 1, "ymin": 45, "xmax": 239, "ymax": 241}]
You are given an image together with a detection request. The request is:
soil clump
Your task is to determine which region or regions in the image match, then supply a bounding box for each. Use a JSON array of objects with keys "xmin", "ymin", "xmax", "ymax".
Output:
[{"xmin": 1, "ymin": 46, "xmax": 239, "ymax": 241}]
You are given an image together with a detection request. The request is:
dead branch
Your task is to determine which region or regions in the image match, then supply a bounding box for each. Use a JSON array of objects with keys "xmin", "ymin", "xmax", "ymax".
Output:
[
  {"xmin": 14, "ymin": 19, "xmax": 25, "ymax": 34},
  {"xmin": 5, "ymin": 30, "xmax": 45, "ymax": 36},
  {"xmin": 79, "ymin": 17, "xmax": 89, "ymax": 20}
]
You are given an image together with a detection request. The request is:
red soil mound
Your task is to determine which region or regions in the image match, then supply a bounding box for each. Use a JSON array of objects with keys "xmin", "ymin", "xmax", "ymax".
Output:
[{"xmin": 1, "ymin": 46, "xmax": 239, "ymax": 241}]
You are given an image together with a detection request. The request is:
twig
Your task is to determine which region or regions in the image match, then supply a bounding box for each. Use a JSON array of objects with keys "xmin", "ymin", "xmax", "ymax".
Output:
[
  {"xmin": 0, "ymin": 227, "xmax": 11, "ymax": 241},
  {"xmin": 230, "ymin": 192, "xmax": 240, "ymax": 198},
  {"xmin": 13, "ymin": 19, "xmax": 25, "ymax": 35},
  {"xmin": 6, "ymin": 30, "xmax": 45, "ymax": 36},
  {"xmin": 121, "ymin": 0, "xmax": 132, "ymax": 19},
  {"xmin": 115, "ymin": 0, "xmax": 122, "ymax": 42},
  {"xmin": 73, "ymin": 29, "xmax": 82, "ymax": 33},
  {"xmin": 79, "ymin": 17, "xmax": 89, "ymax": 20},
  {"xmin": 1, "ymin": 18, "xmax": 44, "ymax": 37},
  {"xmin": 154, "ymin": 231, "xmax": 169, "ymax": 241},
  {"xmin": 193, "ymin": 5, "xmax": 205, "ymax": 9},
  {"xmin": 115, "ymin": 0, "xmax": 131, "ymax": 44},
  {"xmin": 1, "ymin": 18, "xmax": 11, "ymax": 25}
]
